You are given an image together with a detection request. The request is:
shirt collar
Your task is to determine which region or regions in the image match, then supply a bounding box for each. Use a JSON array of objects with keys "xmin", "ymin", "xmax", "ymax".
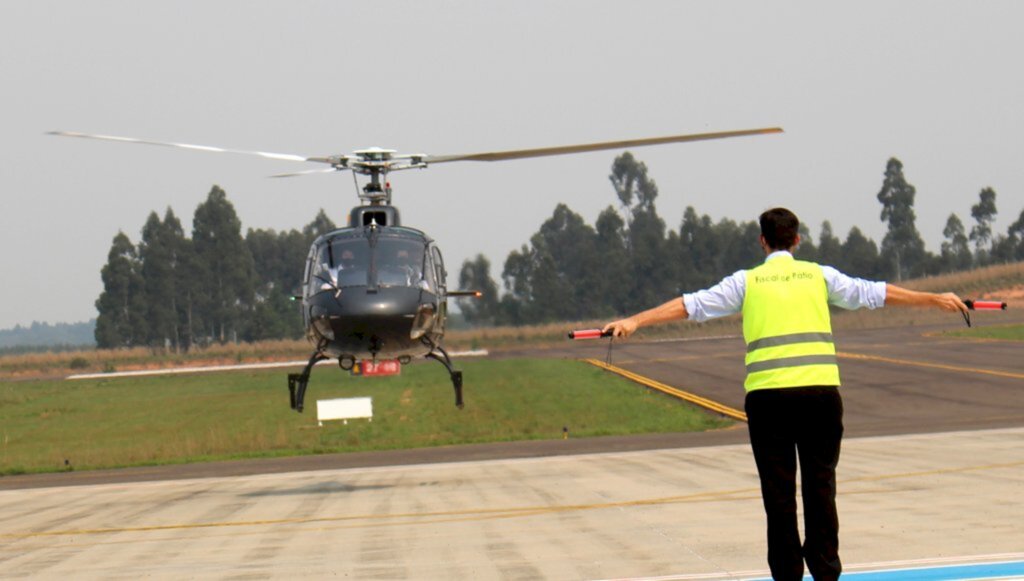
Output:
[{"xmin": 765, "ymin": 250, "xmax": 794, "ymax": 263}]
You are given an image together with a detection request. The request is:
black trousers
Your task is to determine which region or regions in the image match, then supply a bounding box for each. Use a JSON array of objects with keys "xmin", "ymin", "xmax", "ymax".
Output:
[{"xmin": 745, "ymin": 386, "xmax": 844, "ymax": 581}]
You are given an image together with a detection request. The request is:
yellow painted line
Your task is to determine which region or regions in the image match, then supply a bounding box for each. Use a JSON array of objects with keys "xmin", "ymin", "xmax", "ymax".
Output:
[
  {"xmin": 838, "ymin": 352, "xmax": 1024, "ymax": 380},
  {"xmin": 0, "ymin": 486, "xmax": 760, "ymax": 540},
  {"xmin": 583, "ymin": 358, "xmax": 747, "ymax": 422},
  {"xmin": 843, "ymin": 460, "xmax": 1024, "ymax": 485}
]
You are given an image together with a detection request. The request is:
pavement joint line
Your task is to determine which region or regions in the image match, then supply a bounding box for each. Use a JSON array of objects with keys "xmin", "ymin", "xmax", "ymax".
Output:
[
  {"xmin": 583, "ymin": 359, "xmax": 747, "ymax": 422},
  {"xmin": 838, "ymin": 351, "xmax": 1024, "ymax": 380}
]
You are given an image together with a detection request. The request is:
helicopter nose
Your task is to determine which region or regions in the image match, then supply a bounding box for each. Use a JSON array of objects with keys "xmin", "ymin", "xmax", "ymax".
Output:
[
  {"xmin": 309, "ymin": 306, "xmax": 336, "ymax": 340},
  {"xmin": 344, "ymin": 287, "xmax": 423, "ymax": 317}
]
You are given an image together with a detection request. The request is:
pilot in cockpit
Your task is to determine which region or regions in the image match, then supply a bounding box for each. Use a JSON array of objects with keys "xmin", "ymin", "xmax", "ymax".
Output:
[
  {"xmin": 329, "ymin": 248, "xmax": 363, "ymax": 287},
  {"xmin": 379, "ymin": 247, "xmax": 417, "ymax": 287}
]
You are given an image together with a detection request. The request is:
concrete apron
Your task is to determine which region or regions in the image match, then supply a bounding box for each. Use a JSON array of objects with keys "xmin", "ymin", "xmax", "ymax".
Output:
[{"xmin": 1, "ymin": 426, "xmax": 1022, "ymax": 580}]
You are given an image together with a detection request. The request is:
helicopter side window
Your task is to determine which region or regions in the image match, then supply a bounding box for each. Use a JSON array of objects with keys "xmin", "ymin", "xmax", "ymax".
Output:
[{"xmin": 376, "ymin": 238, "xmax": 426, "ymax": 288}]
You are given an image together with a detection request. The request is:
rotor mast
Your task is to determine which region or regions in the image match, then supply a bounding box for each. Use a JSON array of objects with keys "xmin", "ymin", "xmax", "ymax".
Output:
[
  {"xmin": 360, "ymin": 166, "xmax": 389, "ymax": 206},
  {"xmin": 348, "ymin": 147, "xmax": 427, "ymax": 206}
]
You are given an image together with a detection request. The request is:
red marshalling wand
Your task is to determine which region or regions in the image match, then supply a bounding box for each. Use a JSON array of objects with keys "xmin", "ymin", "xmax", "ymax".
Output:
[
  {"xmin": 961, "ymin": 298, "xmax": 1008, "ymax": 327},
  {"xmin": 568, "ymin": 329, "xmax": 614, "ymax": 340},
  {"xmin": 964, "ymin": 300, "xmax": 1007, "ymax": 311}
]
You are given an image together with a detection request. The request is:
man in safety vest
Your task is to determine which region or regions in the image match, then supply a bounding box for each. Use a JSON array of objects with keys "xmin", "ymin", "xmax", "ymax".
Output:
[{"xmin": 602, "ymin": 207, "xmax": 967, "ymax": 581}]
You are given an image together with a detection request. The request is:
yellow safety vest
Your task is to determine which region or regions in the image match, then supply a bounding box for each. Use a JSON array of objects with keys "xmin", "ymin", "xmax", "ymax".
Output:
[{"xmin": 742, "ymin": 254, "xmax": 840, "ymax": 391}]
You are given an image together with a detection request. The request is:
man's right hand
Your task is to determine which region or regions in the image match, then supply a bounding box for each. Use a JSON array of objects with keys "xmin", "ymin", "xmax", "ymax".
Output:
[
  {"xmin": 602, "ymin": 318, "xmax": 638, "ymax": 338},
  {"xmin": 933, "ymin": 292, "xmax": 969, "ymax": 315}
]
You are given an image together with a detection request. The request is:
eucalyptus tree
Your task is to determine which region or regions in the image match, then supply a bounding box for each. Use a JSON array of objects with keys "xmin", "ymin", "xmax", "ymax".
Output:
[
  {"xmin": 95, "ymin": 232, "xmax": 147, "ymax": 348},
  {"xmin": 941, "ymin": 213, "xmax": 973, "ymax": 272},
  {"xmin": 191, "ymin": 185, "xmax": 256, "ymax": 343},
  {"xmin": 969, "ymin": 187, "xmax": 997, "ymax": 264},
  {"xmin": 876, "ymin": 157, "xmax": 927, "ymax": 280},
  {"xmin": 838, "ymin": 227, "xmax": 880, "ymax": 279}
]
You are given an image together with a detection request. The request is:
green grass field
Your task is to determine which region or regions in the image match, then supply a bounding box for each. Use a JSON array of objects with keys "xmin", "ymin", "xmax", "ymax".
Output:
[
  {"xmin": 945, "ymin": 323, "xmax": 1024, "ymax": 341},
  {"xmin": 0, "ymin": 358, "xmax": 731, "ymax": 475}
]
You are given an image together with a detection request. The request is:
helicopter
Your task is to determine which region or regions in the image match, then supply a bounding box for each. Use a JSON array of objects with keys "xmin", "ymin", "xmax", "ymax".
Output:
[{"xmin": 49, "ymin": 127, "xmax": 783, "ymax": 412}]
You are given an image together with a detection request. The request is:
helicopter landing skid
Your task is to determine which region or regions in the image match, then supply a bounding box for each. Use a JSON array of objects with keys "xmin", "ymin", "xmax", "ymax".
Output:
[
  {"xmin": 288, "ymin": 352, "xmax": 328, "ymax": 413},
  {"xmin": 426, "ymin": 346, "xmax": 464, "ymax": 409}
]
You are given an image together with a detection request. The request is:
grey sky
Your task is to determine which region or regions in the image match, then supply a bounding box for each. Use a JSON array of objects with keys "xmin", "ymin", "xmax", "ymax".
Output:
[{"xmin": 2, "ymin": 1, "xmax": 1022, "ymax": 330}]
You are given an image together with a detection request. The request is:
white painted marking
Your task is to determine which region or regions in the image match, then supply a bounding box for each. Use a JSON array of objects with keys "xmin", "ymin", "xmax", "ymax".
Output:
[
  {"xmin": 450, "ymin": 349, "xmax": 489, "ymax": 357},
  {"xmin": 66, "ymin": 350, "xmax": 489, "ymax": 380},
  {"xmin": 66, "ymin": 360, "xmax": 331, "ymax": 380}
]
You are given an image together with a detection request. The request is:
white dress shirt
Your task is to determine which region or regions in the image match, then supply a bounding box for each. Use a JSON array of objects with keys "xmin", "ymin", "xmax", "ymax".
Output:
[{"xmin": 682, "ymin": 251, "xmax": 887, "ymax": 323}]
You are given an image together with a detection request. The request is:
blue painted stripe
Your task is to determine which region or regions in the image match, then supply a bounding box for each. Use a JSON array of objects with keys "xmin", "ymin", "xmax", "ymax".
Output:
[
  {"xmin": 846, "ymin": 560, "xmax": 1024, "ymax": 580},
  {"xmin": 748, "ymin": 559, "xmax": 1024, "ymax": 581}
]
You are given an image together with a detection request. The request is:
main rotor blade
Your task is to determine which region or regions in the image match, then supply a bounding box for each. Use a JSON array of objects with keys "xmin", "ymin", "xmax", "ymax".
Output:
[
  {"xmin": 270, "ymin": 168, "xmax": 344, "ymax": 178},
  {"xmin": 423, "ymin": 127, "xmax": 783, "ymax": 163},
  {"xmin": 47, "ymin": 131, "xmax": 333, "ymax": 164}
]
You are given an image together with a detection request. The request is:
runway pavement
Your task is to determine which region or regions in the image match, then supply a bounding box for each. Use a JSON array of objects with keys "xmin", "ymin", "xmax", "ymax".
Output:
[
  {"xmin": 2, "ymin": 316, "xmax": 1022, "ymax": 579},
  {"xmin": 566, "ymin": 317, "xmax": 1024, "ymax": 439}
]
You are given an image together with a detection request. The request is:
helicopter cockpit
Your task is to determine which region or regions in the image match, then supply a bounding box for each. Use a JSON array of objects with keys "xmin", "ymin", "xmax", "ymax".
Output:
[{"xmin": 307, "ymin": 232, "xmax": 435, "ymax": 295}]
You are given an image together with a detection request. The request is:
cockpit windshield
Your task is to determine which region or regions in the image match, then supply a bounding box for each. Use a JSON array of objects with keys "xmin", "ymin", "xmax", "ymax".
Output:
[
  {"xmin": 309, "ymin": 235, "xmax": 430, "ymax": 292},
  {"xmin": 311, "ymin": 238, "xmax": 369, "ymax": 289},
  {"xmin": 376, "ymin": 238, "xmax": 426, "ymax": 288}
]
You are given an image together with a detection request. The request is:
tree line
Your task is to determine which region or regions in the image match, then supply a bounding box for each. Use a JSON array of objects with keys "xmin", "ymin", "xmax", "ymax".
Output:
[
  {"xmin": 456, "ymin": 154, "xmax": 1024, "ymax": 326},
  {"xmin": 96, "ymin": 156, "xmax": 1024, "ymax": 348},
  {"xmin": 95, "ymin": 185, "xmax": 336, "ymax": 349},
  {"xmin": 0, "ymin": 320, "xmax": 95, "ymax": 352}
]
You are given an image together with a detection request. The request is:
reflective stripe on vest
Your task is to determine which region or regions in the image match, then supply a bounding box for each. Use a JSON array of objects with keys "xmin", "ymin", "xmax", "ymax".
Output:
[{"xmin": 742, "ymin": 255, "xmax": 840, "ymax": 391}]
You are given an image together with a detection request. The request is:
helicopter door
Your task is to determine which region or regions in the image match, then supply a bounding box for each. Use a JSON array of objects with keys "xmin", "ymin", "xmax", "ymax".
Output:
[{"xmin": 430, "ymin": 245, "xmax": 448, "ymax": 334}]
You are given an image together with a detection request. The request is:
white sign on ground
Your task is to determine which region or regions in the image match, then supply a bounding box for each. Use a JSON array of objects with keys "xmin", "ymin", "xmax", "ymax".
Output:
[{"xmin": 316, "ymin": 397, "xmax": 373, "ymax": 427}]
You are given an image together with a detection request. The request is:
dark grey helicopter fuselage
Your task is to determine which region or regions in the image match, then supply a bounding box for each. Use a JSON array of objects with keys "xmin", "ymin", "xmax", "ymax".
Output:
[{"xmin": 301, "ymin": 219, "xmax": 448, "ymax": 363}]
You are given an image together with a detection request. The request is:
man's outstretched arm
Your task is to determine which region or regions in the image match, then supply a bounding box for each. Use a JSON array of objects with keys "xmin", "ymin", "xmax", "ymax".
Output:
[
  {"xmin": 884, "ymin": 284, "xmax": 969, "ymax": 314},
  {"xmin": 602, "ymin": 297, "xmax": 689, "ymax": 338}
]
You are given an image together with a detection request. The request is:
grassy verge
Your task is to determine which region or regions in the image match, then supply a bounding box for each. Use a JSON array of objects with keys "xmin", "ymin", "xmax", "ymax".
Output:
[
  {"xmin": 0, "ymin": 358, "xmax": 731, "ymax": 476},
  {"xmin": 943, "ymin": 323, "xmax": 1024, "ymax": 341}
]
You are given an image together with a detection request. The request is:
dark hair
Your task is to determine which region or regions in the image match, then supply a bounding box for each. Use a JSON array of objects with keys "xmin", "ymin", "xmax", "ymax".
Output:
[{"xmin": 759, "ymin": 208, "xmax": 800, "ymax": 250}]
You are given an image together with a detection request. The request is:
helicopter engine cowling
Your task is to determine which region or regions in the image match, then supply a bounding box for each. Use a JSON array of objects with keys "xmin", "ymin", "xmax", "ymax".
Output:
[{"xmin": 349, "ymin": 205, "xmax": 400, "ymax": 227}]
